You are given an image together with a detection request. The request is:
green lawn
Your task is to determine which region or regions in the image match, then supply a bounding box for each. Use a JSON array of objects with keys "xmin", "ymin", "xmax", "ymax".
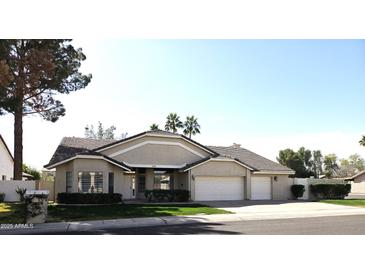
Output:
[
  {"xmin": 0, "ymin": 203, "xmax": 26, "ymax": 223},
  {"xmin": 320, "ymin": 199, "xmax": 365, "ymax": 208},
  {"xmin": 0, "ymin": 203, "xmax": 231, "ymax": 223}
]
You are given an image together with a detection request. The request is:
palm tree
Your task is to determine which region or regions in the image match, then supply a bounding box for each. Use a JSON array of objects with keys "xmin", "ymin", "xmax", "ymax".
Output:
[
  {"xmin": 183, "ymin": 115, "xmax": 201, "ymax": 138},
  {"xmin": 150, "ymin": 123, "xmax": 160, "ymax": 131},
  {"xmin": 323, "ymin": 154, "xmax": 339, "ymax": 178},
  {"xmin": 359, "ymin": 135, "xmax": 365, "ymax": 146},
  {"xmin": 165, "ymin": 113, "xmax": 183, "ymax": 133}
]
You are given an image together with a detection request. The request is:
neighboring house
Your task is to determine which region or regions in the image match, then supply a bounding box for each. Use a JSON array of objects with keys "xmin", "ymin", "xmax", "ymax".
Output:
[
  {"xmin": 0, "ymin": 134, "xmax": 13, "ymax": 181},
  {"xmin": 44, "ymin": 130, "xmax": 295, "ymax": 201},
  {"xmin": 348, "ymin": 170, "xmax": 365, "ymax": 183},
  {"xmin": 346, "ymin": 170, "xmax": 365, "ymax": 195}
]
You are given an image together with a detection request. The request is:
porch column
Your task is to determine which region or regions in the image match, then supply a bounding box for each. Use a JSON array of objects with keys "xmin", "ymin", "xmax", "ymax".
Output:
[
  {"xmin": 145, "ymin": 169, "xmax": 154, "ymax": 190},
  {"xmin": 246, "ymin": 171, "xmax": 251, "ymax": 200}
]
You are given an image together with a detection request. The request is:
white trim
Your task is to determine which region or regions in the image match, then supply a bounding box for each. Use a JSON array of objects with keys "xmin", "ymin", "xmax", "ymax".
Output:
[
  {"xmin": 95, "ymin": 134, "xmax": 146, "ymax": 152},
  {"xmin": 123, "ymin": 162, "xmax": 186, "ymax": 169},
  {"xmin": 252, "ymin": 170, "xmax": 295, "ymax": 175},
  {"xmin": 183, "ymin": 158, "xmax": 255, "ymax": 172},
  {"xmin": 45, "ymin": 155, "xmax": 131, "ymax": 171},
  {"xmin": 95, "ymin": 132, "xmax": 215, "ymax": 155},
  {"xmin": 108, "ymin": 140, "xmax": 206, "ymax": 158}
]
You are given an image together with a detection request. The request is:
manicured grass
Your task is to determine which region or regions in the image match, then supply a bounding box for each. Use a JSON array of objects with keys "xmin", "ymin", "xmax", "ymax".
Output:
[
  {"xmin": 46, "ymin": 204, "xmax": 231, "ymax": 222},
  {"xmin": 320, "ymin": 199, "xmax": 365, "ymax": 208},
  {"xmin": 0, "ymin": 203, "xmax": 231, "ymax": 223}
]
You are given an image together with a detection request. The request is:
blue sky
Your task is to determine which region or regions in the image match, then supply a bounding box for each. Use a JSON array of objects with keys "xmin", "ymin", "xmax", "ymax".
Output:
[{"xmin": 1, "ymin": 39, "xmax": 365, "ymax": 169}]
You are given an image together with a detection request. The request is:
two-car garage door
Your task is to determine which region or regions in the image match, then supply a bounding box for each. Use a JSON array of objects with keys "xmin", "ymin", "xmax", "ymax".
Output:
[
  {"xmin": 194, "ymin": 176, "xmax": 272, "ymax": 201},
  {"xmin": 194, "ymin": 176, "xmax": 244, "ymax": 201}
]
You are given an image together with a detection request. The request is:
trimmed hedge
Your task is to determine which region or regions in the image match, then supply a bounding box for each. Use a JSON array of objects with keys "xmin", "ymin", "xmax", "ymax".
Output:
[
  {"xmin": 57, "ymin": 193, "xmax": 123, "ymax": 204},
  {"xmin": 0, "ymin": 193, "xmax": 5, "ymax": 203},
  {"xmin": 144, "ymin": 190, "xmax": 190, "ymax": 202},
  {"xmin": 310, "ymin": 184, "xmax": 351, "ymax": 199},
  {"xmin": 291, "ymin": 184, "xmax": 305, "ymax": 199}
]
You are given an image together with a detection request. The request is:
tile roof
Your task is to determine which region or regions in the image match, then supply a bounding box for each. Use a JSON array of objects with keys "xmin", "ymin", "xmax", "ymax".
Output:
[
  {"xmin": 45, "ymin": 132, "xmax": 293, "ymax": 173},
  {"xmin": 46, "ymin": 137, "xmax": 115, "ymax": 167},
  {"xmin": 207, "ymin": 145, "xmax": 293, "ymax": 173}
]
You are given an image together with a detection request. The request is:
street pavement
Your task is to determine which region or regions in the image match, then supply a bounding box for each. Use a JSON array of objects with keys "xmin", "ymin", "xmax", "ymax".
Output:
[{"xmin": 22, "ymin": 214, "xmax": 365, "ymax": 235}]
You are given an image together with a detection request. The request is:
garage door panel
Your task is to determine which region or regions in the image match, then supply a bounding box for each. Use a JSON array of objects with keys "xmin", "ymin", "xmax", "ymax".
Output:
[
  {"xmin": 251, "ymin": 177, "xmax": 271, "ymax": 200},
  {"xmin": 195, "ymin": 176, "xmax": 244, "ymax": 201}
]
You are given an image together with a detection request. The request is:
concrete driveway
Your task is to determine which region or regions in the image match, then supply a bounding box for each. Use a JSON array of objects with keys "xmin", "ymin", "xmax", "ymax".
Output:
[{"xmin": 202, "ymin": 200, "xmax": 365, "ymax": 220}]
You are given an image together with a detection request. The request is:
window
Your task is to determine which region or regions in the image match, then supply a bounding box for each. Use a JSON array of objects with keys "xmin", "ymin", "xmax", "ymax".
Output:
[
  {"xmin": 78, "ymin": 172, "xmax": 103, "ymax": 193},
  {"xmin": 108, "ymin": 172, "xmax": 114, "ymax": 194},
  {"xmin": 138, "ymin": 175, "xmax": 146, "ymax": 193},
  {"xmin": 153, "ymin": 171, "xmax": 174, "ymax": 190},
  {"xmin": 66, "ymin": 172, "xmax": 73, "ymax": 193}
]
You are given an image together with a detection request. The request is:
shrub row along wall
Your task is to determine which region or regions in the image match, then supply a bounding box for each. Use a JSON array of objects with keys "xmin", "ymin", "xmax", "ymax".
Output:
[
  {"xmin": 310, "ymin": 184, "xmax": 351, "ymax": 199},
  {"xmin": 0, "ymin": 180, "xmax": 36, "ymax": 202},
  {"xmin": 145, "ymin": 190, "xmax": 190, "ymax": 202},
  {"xmin": 57, "ymin": 193, "xmax": 123, "ymax": 204}
]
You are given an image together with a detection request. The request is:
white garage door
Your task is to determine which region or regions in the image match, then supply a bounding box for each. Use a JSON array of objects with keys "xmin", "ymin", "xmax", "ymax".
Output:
[
  {"xmin": 251, "ymin": 176, "xmax": 272, "ymax": 200},
  {"xmin": 194, "ymin": 176, "xmax": 244, "ymax": 201}
]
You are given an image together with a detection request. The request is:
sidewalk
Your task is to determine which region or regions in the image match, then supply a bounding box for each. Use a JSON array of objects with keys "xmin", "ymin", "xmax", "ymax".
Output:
[{"xmin": 2, "ymin": 205, "xmax": 365, "ymax": 234}]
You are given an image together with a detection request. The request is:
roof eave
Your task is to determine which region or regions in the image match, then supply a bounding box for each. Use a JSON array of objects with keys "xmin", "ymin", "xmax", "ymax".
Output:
[
  {"xmin": 252, "ymin": 170, "xmax": 295, "ymax": 175},
  {"xmin": 44, "ymin": 154, "xmax": 132, "ymax": 171}
]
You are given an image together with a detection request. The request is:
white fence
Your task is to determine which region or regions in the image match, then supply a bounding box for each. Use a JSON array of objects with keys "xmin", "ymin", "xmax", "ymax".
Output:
[
  {"xmin": 0, "ymin": 180, "xmax": 36, "ymax": 202},
  {"xmin": 294, "ymin": 178, "xmax": 348, "ymax": 200}
]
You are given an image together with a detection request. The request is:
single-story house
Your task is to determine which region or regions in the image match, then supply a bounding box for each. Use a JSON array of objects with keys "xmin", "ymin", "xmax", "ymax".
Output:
[
  {"xmin": 0, "ymin": 134, "xmax": 14, "ymax": 181},
  {"xmin": 44, "ymin": 130, "xmax": 295, "ymax": 201},
  {"xmin": 347, "ymin": 170, "xmax": 365, "ymax": 184}
]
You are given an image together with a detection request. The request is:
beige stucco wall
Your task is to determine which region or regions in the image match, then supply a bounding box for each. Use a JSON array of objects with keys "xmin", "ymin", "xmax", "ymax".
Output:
[
  {"xmin": 54, "ymin": 159, "xmax": 133, "ymax": 200},
  {"xmin": 272, "ymin": 175, "xmax": 294, "ymax": 200},
  {"xmin": 191, "ymin": 160, "xmax": 247, "ymax": 177},
  {"xmin": 55, "ymin": 162, "xmax": 72, "ymax": 197},
  {"xmin": 100, "ymin": 135, "xmax": 211, "ymax": 166}
]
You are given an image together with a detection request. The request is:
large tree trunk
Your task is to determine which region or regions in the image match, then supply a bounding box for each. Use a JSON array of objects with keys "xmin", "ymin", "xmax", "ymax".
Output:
[
  {"xmin": 13, "ymin": 107, "xmax": 23, "ymax": 180},
  {"xmin": 13, "ymin": 41, "xmax": 24, "ymax": 180}
]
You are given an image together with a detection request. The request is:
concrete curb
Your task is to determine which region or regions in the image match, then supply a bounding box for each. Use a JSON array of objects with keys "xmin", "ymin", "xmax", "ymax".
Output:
[{"xmin": 2, "ymin": 208, "xmax": 365, "ymax": 234}]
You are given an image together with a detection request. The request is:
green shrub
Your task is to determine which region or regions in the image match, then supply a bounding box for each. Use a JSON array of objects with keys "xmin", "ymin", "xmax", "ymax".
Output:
[
  {"xmin": 144, "ymin": 189, "xmax": 190, "ymax": 202},
  {"xmin": 291, "ymin": 184, "xmax": 305, "ymax": 199},
  {"xmin": 57, "ymin": 193, "xmax": 123, "ymax": 204},
  {"xmin": 0, "ymin": 193, "xmax": 5, "ymax": 202},
  {"xmin": 173, "ymin": 190, "xmax": 190, "ymax": 202},
  {"xmin": 144, "ymin": 190, "xmax": 153, "ymax": 201},
  {"xmin": 310, "ymin": 184, "xmax": 351, "ymax": 199}
]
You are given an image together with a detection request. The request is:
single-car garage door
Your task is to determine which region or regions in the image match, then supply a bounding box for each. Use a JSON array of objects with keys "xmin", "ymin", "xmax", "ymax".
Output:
[
  {"xmin": 251, "ymin": 176, "xmax": 272, "ymax": 200},
  {"xmin": 194, "ymin": 176, "xmax": 244, "ymax": 201}
]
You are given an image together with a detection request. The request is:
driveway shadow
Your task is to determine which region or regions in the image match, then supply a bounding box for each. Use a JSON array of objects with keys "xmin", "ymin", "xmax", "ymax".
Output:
[{"xmin": 201, "ymin": 200, "xmax": 310, "ymax": 208}]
